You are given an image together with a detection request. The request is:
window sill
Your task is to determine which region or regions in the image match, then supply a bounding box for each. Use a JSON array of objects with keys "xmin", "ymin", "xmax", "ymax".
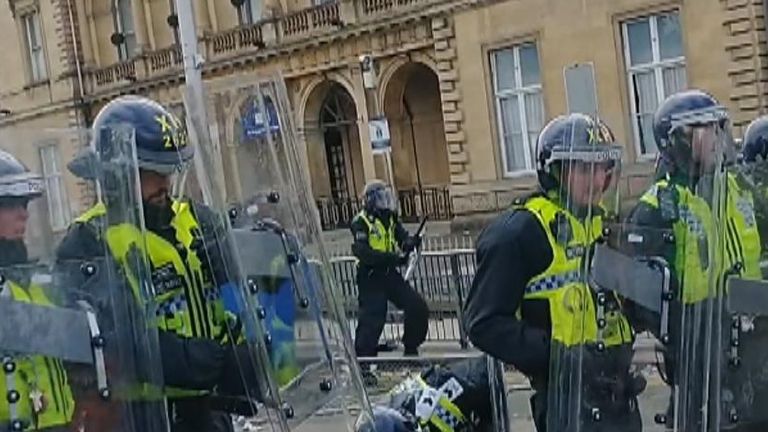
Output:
[
  {"xmin": 635, "ymin": 153, "xmax": 658, "ymax": 164},
  {"xmin": 502, "ymin": 169, "xmax": 537, "ymax": 179},
  {"xmin": 23, "ymin": 79, "xmax": 50, "ymax": 90}
]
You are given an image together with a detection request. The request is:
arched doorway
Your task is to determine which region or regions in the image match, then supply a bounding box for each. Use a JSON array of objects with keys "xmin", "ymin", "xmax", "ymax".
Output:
[
  {"xmin": 320, "ymin": 84, "xmax": 360, "ymax": 200},
  {"xmin": 383, "ymin": 62, "xmax": 451, "ymax": 221},
  {"xmin": 303, "ymin": 80, "xmax": 364, "ymax": 229}
]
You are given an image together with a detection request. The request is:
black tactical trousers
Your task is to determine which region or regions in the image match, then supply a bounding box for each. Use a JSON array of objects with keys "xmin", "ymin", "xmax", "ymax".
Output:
[{"xmin": 354, "ymin": 268, "xmax": 429, "ymax": 357}]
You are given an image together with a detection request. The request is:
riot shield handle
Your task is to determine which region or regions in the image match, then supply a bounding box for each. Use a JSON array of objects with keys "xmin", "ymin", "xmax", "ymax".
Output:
[
  {"xmin": 645, "ymin": 257, "xmax": 674, "ymax": 346},
  {"xmin": 595, "ymin": 292, "xmax": 607, "ymax": 349},
  {"xmin": 78, "ymin": 301, "xmax": 110, "ymax": 400},
  {"xmin": 254, "ymin": 219, "xmax": 312, "ymax": 310}
]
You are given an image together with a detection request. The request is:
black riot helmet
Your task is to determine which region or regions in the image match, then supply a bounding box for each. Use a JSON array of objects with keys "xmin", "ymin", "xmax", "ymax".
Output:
[
  {"xmin": 70, "ymin": 96, "xmax": 193, "ymax": 180},
  {"xmin": 742, "ymin": 115, "xmax": 768, "ymax": 163},
  {"xmin": 535, "ymin": 113, "xmax": 621, "ymax": 192},
  {"xmin": 93, "ymin": 95, "xmax": 192, "ymax": 175},
  {"xmin": 362, "ymin": 179, "xmax": 397, "ymax": 215},
  {"xmin": 652, "ymin": 89, "xmax": 730, "ymax": 176}
]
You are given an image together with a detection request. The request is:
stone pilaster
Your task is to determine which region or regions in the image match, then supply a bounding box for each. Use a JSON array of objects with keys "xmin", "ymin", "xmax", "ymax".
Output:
[
  {"xmin": 432, "ymin": 16, "xmax": 470, "ymax": 185},
  {"xmin": 721, "ymin": 0, "xmax": 768, "ymax": 134}
]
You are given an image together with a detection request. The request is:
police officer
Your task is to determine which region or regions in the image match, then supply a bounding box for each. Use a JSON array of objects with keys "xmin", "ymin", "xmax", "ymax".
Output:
[
  {"xmin": 623, "ymin": 89, "xmax": 727, "ymax": 430},
  {"xmin": 354, "ymin": 356, "xmax": 492, "ymax": 432},
  {"xmin": 711, "ymin": 115, "xmax": 768, "ymax": 430},
  {"xmin": 351, "ymin": 180, "xmax": 428, "ymax": 359},
  {"xmin": 740, "ymin": 115, "xmax": 768, "ymax": 253},
  {"xmin": 0, "ymin": 150, "xmax": 75, "ymax": 431},
  {"xmin": 463, "ymin": 113, "xmax": 640, "ymax": 432},
  {"xmin": 56, "ymin": 96, "xmax": 261, "ymax": 432},
  {"xmin": 725, "ymin": 123, "xmax": 763, "ymax": 280}
]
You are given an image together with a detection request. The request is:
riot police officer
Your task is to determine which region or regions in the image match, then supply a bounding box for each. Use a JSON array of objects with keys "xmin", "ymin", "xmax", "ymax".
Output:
[
  {"xmin": 351, "ymin": 180, "xmax": 428, "ymax": 359},
  {"xmin": 463, "ymin": 113, "xmax": 641, "ymax": 431},
  {"xmin": 710, "ymin": 115, "xmax": 768, "ymax": 430},
  {"xmin": 623, "ymin": 89, "xmax": 729, "ymax": 430},
  {"xmin": 354, "ymin": 356, "xmax": 492, "ymax": 432},
  {"xmin": 0, "ymin": 150, "xmax": 75, "ymax": 431},
  {"xmin": 56, "ymin": 96, "xmax": 261, "ymax": 432}
]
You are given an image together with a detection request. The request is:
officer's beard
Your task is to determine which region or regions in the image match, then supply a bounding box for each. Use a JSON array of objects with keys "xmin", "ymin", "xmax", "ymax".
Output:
[
  {"xmin": 0, "ymin": 239, "xmax": 28, "ymax": 267},
  {"xmin": 143, "ymin": 197, "xmax": 174, "ymax": 234}
]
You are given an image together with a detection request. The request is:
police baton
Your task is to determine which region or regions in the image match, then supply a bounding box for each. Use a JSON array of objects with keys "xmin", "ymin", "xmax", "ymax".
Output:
[{"xmin": 404, "ymin": 217, "xmax": 428, "ymax": 282}]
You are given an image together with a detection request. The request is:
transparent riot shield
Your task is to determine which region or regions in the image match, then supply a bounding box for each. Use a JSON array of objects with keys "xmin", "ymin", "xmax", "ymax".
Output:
[
  {"xmin": 176, "ymin": 73, "xmax": 374, "ymax": 431},
  {"xmin": 536, "ymin": 116, "xmax": 637, "ymax": 432},
  {"xmin": 591, "ymin": 108, "xmax": 730, "ymax": 431},
  {"xmin": 707, "ymin": 157, "xmax": 768, "ymax": 430},
  {"xmin": 0, "ymin": 126, "xmax": 169, "ymax": 431}
]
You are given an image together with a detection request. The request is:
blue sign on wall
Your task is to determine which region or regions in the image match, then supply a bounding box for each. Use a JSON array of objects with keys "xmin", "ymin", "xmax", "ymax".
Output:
[{"xmin": 241, "ymin": 97, "xmax": 280, "ymax": 141}]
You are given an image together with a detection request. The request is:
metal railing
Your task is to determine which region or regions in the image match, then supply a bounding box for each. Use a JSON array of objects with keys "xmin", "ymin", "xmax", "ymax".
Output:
[
  {"xmin": 316, "ymin": 186, "xmax": 454, "ymax": 230},
  {"xmin": 330, "ymin": 248, "xmax": 476, "ymax": 348},
  {"xmin": 316, "ymin": 197, "xmax": 363, "ymax": 231}
]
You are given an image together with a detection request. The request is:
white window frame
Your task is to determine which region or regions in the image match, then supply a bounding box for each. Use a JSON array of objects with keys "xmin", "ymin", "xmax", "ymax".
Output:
[
  {"xmin": 490, "ymin": 43, "xmax": 543, "ymax": 177},
  {"xmin": 622, "ymin": 11, "xmax": 686, "ymax": 159},
  {"xmin": 39, "ymin": 145, "xmax": 69, "ymax": 231},
  {"xmin": 114, "ymin": 0, "xmax": 136, "ymax": 61},
  {"xmin": 21, "ymin": 10, "xmax": 47, "ymax": 82}
]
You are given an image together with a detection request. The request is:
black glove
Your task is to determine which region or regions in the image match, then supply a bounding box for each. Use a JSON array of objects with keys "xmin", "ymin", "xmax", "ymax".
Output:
[
  {"xmin": 190, "ymin": 234, "xmax": 233, "ymax": 285},
  {"xmin": 218, "ymin": 343, "xmax": 263, "ymax": 402},
  {"xmin": 402, "ymin": 236, "xmax": 421, "ymax": 254},
  {"xmin": 625, "ymin": 370, "xmax": 647, "ymax": 397},
  {"xmin": 159, "ymin": 332, "xmax": 225, "ymax": 391},
  {"xmin": 582, "ymin": 349, "xmax": 646, "ymax": 410},
  {"xmin": 397, "ymin": 254, "xmax": 410, "ymax": 266}
]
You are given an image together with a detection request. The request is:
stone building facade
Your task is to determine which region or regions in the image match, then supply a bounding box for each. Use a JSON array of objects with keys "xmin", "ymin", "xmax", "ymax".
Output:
[{"xmin": 1, "ymin": 0, "xmax": 767, "ymax": 232}]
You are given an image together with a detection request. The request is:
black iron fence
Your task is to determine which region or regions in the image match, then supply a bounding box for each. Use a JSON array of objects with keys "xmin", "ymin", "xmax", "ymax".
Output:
[
  {"xmin": 315, "ymin": 197, "xmax": 363, "ymax": 231},
  {"xmin": 397, "ymin": 186, "xmax": 453, "ymax": 223},
  {"xmin": 315, "ymin": 186, "xmax": 454, "ymax": 230},
  {"xmin": 329, "ymin": 249, "xmax": 476, "ymax": 348}
]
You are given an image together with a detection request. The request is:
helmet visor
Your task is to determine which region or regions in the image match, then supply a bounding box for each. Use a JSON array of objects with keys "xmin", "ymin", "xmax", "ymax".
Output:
[
  {"xmin": 137, "ymin": 143, "xmax": 194, "ymax": 176},
  {"xmin": 369, "ymin": 186, "xmax": 398, "ymax": 212},
  {"xmin": 672, "ymin": 120, "xmax": 732, "ymax": 175},
  {"xmin": 556, "ymin": 118, "xmax": 623, "ymax": 212}
]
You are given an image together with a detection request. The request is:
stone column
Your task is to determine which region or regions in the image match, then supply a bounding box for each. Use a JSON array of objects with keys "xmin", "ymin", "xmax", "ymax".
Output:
[{"xmin": 350, "ymin": 66, "xmax": 378, "ymax": 183}]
